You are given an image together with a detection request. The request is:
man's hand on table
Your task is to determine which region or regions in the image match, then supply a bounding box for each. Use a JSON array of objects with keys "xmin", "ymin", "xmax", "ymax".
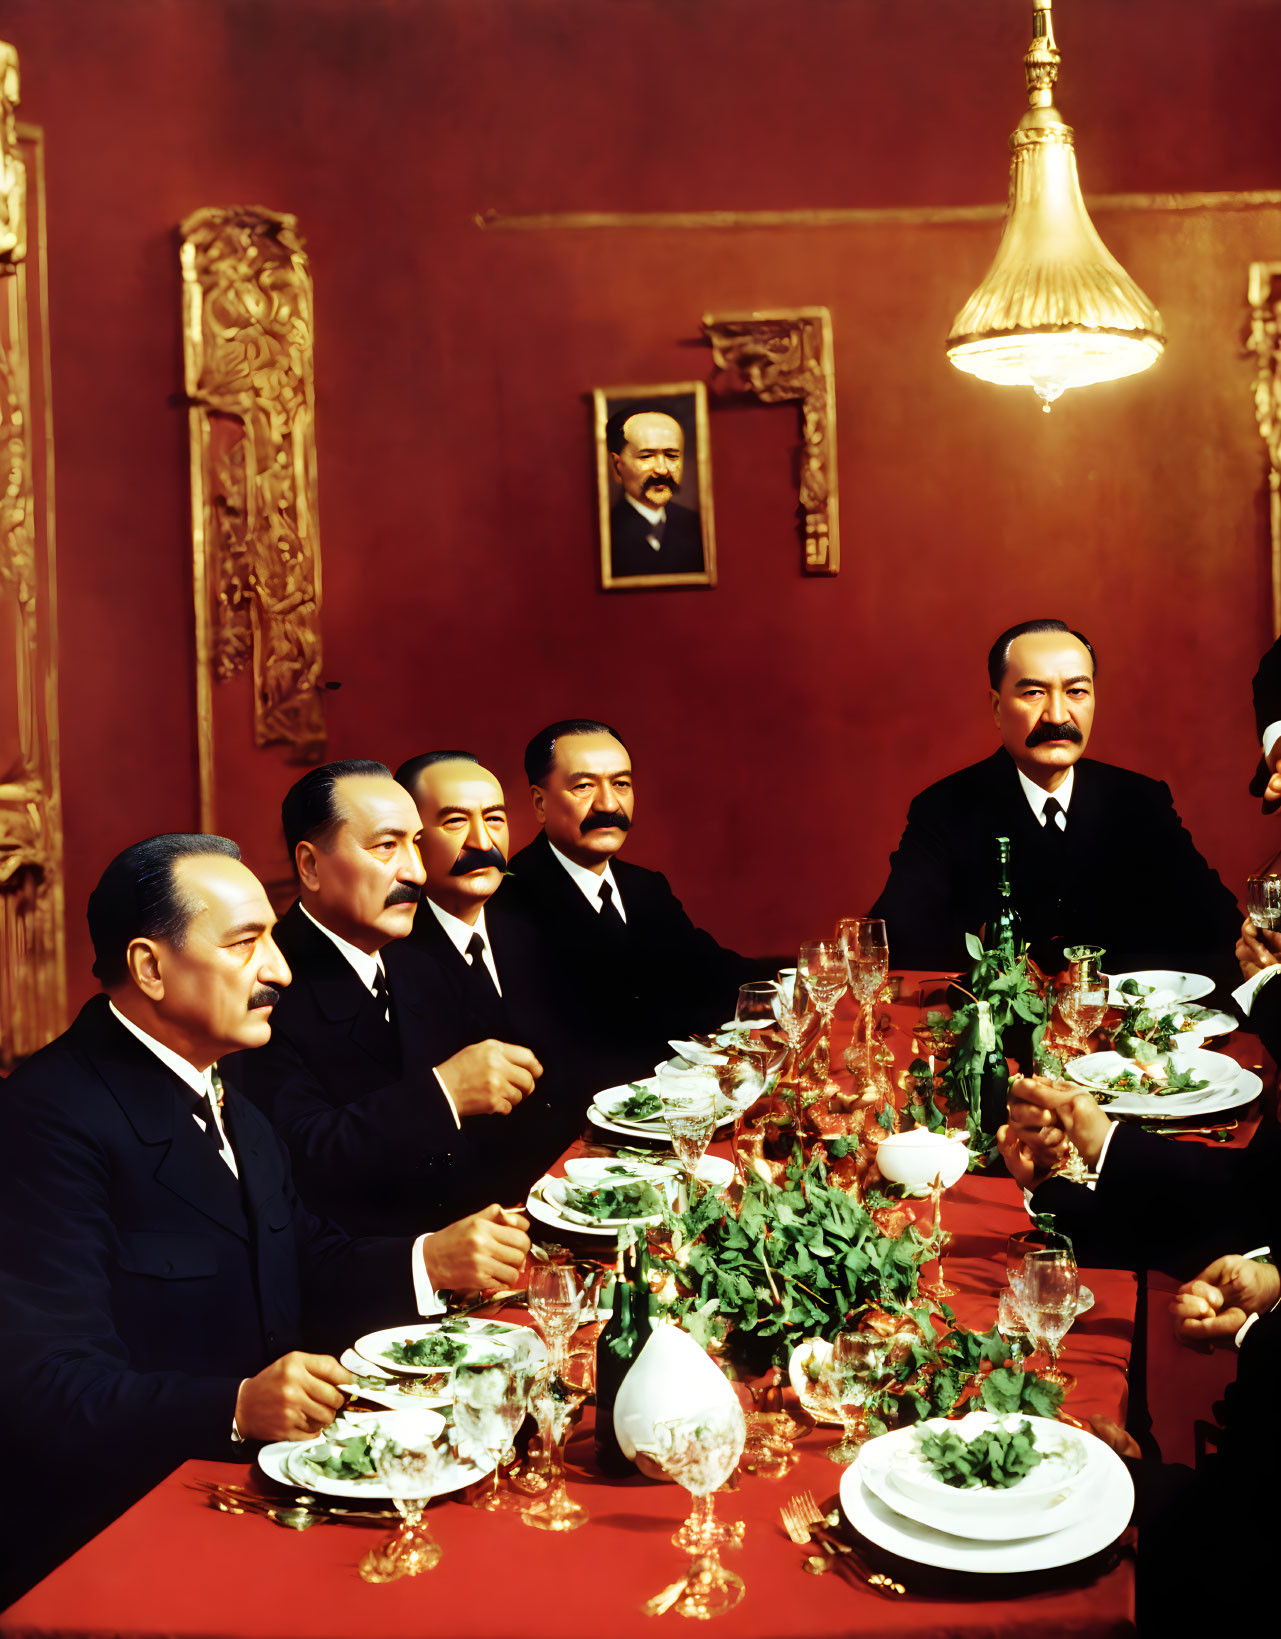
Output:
[
  {"xmin": 435, "ymin": 1040, "xmax": 543, "ymax": 1116},
  {"xmin": 1003, "ymin": 1075, "xmax": 1112, "ymax": 1168},
  {"xmin": 422, "ymin": 1203, "xmax": 530, "ymax": 1292},
  {"xmin": 1171, "ymin": 1255, "xmax": 1281, "ymax": 1350},
  {"xmin": 234, "ymin": 1352, "xmax": 349, "ymax": 1442},
  {"xmin": 1235, "ymin": 917, "xmax": 1281, "ymax": 982}
]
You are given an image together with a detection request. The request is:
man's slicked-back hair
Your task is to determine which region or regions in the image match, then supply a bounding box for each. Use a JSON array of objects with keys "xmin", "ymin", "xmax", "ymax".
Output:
[
  {"xmin": 394, "ymin": 749, "xmax": 479, "ymax": 797},
  {"xmin": 87, "ymin": 832, "xmax": 242, "ymax": 987},
  {"xmin": 281, "ymin": 759, "xmax": 391, "ymax": 864},
  {"xmin": 524, "ymin": 719, "xmax": 626, "ymax": 785},
  {"xmin": 604, "ymin": 404, "xmax": 685, "ymax": 456},
  {"xmin": 987, "ymin": 619, "xmax": 1097, "ymax": 690}
]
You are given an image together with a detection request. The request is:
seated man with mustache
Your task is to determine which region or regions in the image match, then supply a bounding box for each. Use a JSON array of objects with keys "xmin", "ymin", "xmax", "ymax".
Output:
[
  {"xmin": 230, "ymin": 759, "xmax": 540, "ymax": 1240},
  {"xmin": 396, "ymin": 750, "xmax": 592, "ymax": 1199},
  {"xmin": 500, "ymin": 719, "xmax": 764, "ymax": 1085},
  {"xmin": 871, "ymin": 620, "xmax": 1240, "ymax": 975}
]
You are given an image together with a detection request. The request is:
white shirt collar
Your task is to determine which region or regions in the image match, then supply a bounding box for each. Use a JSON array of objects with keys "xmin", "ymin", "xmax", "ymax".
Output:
[
  {"xmin": 548, "ymin": 840, "xmax": 627, "ymax": 922},
  {"xmin": 108, "ymin": 1001, "xmax": 212, "ymax": 1096},
  {"xmin": 425, "ymin": 898, "xmax": 502, "ymax": 993},
  {"xmin": 300, "ymin": 902, "xmax": 385, "ymax": 994},
  {"xmin": 1016, "ymin": 764, "xmax": 1074, "ymax": 824},
  {"xmin": 624, "ymin": 493, "xmax": 666, "ymax": 529}
]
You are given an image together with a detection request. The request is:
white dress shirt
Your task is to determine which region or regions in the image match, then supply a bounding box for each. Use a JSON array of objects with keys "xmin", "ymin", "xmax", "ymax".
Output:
[
  {"xmin": 297, "ymin": 904, "xmax": 448, "ymax": 1315},
  {"xmin": 1016, "ymin": 765, "xmax": 1074, "ymax": 829},
  {"xmin": 425, "ymin": 897, "xmax": 503, "ymax": 995},
  {"xmin": 548, "ymin": 841, "xmax": 628, "ymax": 923},
  {"xmin": 624, "ymin": 492, "xmax": 667, "ymax": 551},
  {"xmin": 109, "ymin": 1003, "xmax": 239, "ymax": 1176}
]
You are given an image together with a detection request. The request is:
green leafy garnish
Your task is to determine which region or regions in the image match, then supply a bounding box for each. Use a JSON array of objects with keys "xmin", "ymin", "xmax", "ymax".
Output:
[
  {"xmin": 915, "ymin": 1418, "xmax": 1044, "ymax": 1490},
  {"xmin": 295, "ymin": 1430, "xmax": 383, "ymax": 1482},
  {"xmin": 562, "ymin": 1180, "xmax": 668, "ymax": 1220},
  {"xmin": 618, "ymin": 1084, "xmax": 663, "ymax": 1120},
  {"xmin": 384, "ymin": 1333, "xmax": 470, "ymax": 1368}
]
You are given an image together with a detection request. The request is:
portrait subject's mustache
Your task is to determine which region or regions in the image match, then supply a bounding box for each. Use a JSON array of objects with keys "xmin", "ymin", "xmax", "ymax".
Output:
[
  {"xmin": 1026, "ymin": 720, "xmax": 1084, "ymax": 748},
  {"xmin": 384, "ymin": 881, "xmax": 423, "ymax": 906},
  {"xmin": 642, "ymin": 473, "xmax": 676, "ymax": 495},
  {"xmin": 581, "ymin": 810, "xmax": 632, "ymax": 834},
  {"xmin": 249, "ymin": 985, "xmax": 282, "ymax": 1010},
  {"xmin": 450, "ymin": 844, "xmax": 508, "ymax": 875}
]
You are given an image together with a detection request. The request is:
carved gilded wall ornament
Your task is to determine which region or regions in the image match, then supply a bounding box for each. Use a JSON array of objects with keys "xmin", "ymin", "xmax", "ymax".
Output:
[
  {"xmin": 701, "ymin": 307, "xmax": 839, "ymax": 575},
  {"xmin": 0, "ymin": 109, "xmax": 66, "ymax": 1067},
  {"xmin": 180, "ymin": 205, "xmax": 325, "ymax": 831},
  {"xmin": 1248, "ymin": 262, "xmax": 1281, "ymax": 637},
  {"xmin": 0, "ymin": 43, "xmax": 25, "ymax": 270}
]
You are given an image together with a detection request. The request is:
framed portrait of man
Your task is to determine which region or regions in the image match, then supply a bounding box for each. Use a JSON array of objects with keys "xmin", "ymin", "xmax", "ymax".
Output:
[{"xmin": 593, "ymin": 382, "xmax": 717, "ymax": 591}]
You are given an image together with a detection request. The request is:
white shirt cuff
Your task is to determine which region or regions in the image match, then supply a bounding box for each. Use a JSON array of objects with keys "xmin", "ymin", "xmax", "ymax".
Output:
[
  {"xmin": 1231, "ymin": 966, "xmax": 1281, "ymax": 1016},
  {"xmin": 1091, "ymin": 1119, "xmax": 1119, "ymax": 1182},
  {"xmin": 1263, "ymin": 721, "xmax": 1281, "ymax": 763},
  {"xmin": 231, "ymin": 1379, "xmax": 248, "ymax": 1441},
  {"xmin": 412, "ymin": 1234, "xmax": 447, "ymax": 1315},
  {"xmin": 432, "ymin": 1067, "xmax": 462, "ymax": 1129}
]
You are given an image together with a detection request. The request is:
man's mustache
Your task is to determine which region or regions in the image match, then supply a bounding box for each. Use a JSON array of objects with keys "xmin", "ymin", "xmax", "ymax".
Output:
[
  {"xmin": 384, "ymin": 881, "xmax": 423, "ymax": 906},
  {"xmin": 450, "ymin": 844, "xmax": 507, "ymax": 875},
  {"xmin": 581, "ymin": 810, "xmax": 632, "ymax": 834},
  {"xmin": 642, "ymin": 474, "xmax": 676, "ymax": 495},
  {"xmin": 1026, "ymin": 720, "xmax": 1084, "ymax": 748},
  {"xmin": 249, "ymin": 985, "xmax": 282, "ymax": 1010}
]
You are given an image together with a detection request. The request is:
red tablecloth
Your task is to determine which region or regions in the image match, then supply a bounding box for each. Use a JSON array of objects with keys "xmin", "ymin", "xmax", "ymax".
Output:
[{"xmin": 3, "ymin": 977, "xmax": 1151, "ymax": 1638}]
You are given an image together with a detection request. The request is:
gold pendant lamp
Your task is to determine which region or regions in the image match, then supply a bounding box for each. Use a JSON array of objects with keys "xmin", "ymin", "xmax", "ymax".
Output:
[{"xmin": 946, "ymin": 0, "xmax": 1165, "ymax": 411}]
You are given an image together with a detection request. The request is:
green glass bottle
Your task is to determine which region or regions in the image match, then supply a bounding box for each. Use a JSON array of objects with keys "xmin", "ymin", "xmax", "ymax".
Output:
[
  {"xmin": 984, "ymin": 836, "xmax": 1022, "ymax": 962},
  {"xmin": 593, "ymin": 1229, "xmax": 649, "ymax": 1476}
]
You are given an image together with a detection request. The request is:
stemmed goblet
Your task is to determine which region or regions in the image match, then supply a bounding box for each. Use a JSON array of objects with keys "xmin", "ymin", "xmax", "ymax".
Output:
[
  {"xmin": 1058, "ymin": 970, "xmax": 1108, "ymax": 1059},
  {"xmin": 996, "ymin": 1288, "xmax": 1035, "ymax": 1367},
  {"xmin": 1021, "ymin": 1247, "xmax": 1079, "ymax": 1390},
  {"xmin": 820, "ymin": 1331, "xmax": 887, "ymax": 1463},
  {"xmin": 521, "ymin": 1357, "xmax": 592, "ymax": 1532},
  {"xmin": 837, "ymin": 918, "xmax": 890, "ymax": 1098},
  {"xmin": 358, "ymin": 1412, "xmax": 445, "ymax": 1583},
  {"xmin": 657, "ymin": 1060, "xmax": 719, "ymax": 1193},
  {"xmin": 527, "ymin": 1263, "xmax": 584, "ymax": 1378},
  {"xmin": 773, "ymin": 970, "xmax": 816, "ymax": 1109},
  {"xmin": 453, "ymin": 1344, "xmax": 535, "ymax": 1510},
  {"xmin": 797, "ymin": 941, "xmax": 849, "ymax": 1097},
  {"xmin": 639, "ymin": 1411, "xmax": 747, "ymax": 1619}
]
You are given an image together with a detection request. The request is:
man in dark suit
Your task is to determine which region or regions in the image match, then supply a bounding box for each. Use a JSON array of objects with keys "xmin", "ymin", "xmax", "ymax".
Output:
[
  {"xmin": 396, "ymin": 750, "xmax": 592, "ymax": 1195},
  {"xmin": 1249, "ymin": 633, "xmax": 1281, "ymax": 806},
  {"xmin": 0, "ymin": 833, "xmax": 528, "ymax": 1603},
  {"xmin": 871, "ymin": 619, "xmax": 1241, "ymax": 975},
  {"xmin": 501, "ymin": 719, "xmax": 761, "ymax": 1085},
  {"xmin": 231, "ymin": 759, "xmax": 545, "ymax": 1234},
  {"xmin": 605, "ymin": 406, "xmax": 705, "ymax": 579}
]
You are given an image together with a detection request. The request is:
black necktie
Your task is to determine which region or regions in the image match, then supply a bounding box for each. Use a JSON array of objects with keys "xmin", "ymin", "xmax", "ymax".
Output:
[
  {"xmin": 188, "ymin": 1071, "xmax": 224, "ymax": 1152},
  {"xmin": 465, "ymin": 931, "xmax": 500, "ymax": 998},
  {"xmin": 598, "ymin": 880, "xmax": 625, "ymax": 928},
  {"xmin": 1042, "ymin": 797, "xmax": 1067, "ymax": 837},
  {"xmin": 372, "ymin": 964, "xmax": 392, "ymax": 1023}
]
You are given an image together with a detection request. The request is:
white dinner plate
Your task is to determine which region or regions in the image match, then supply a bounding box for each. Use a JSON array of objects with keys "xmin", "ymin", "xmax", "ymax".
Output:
[
  {"xmin": 527, "ymin": 1157, "xmax": 734, "ymax": 1238},
  {"xmin": 353, "ymin": 1317, "xmax": 545, "ymax": 1377},
  {"xmin": 840, "ymin": 1439, "xmax": 1134, "ymax": 1573},
  {"xmin": 259, "ymin": 1410, "xmax": 491, "ymax": 1501},
  {"xmin": 1105, "ymin": 970, "xmax": 1215, "ymax": 1005},
  {"xmin": 1068, "ymin": 1046, "xmax": 1240, "ymax": 1093},
  {"xmin": 590, "ymin": 1081, "xmax": 736, "ymax": 1138},
  {"xmin": 561, "ymin": 1156, "xmax": 679, "ymax": 1189},
  {"xmin": 1066, "ymin": 1054, "xmax": 1260, "ymax": 1120},
  {"xmin": 337, "ymin": 1348, "xmax": 451, "ymax": 1411},
  {"xmin": 1180, "ymin": 1005, "xmax": 1238, "ymax": 1039}
]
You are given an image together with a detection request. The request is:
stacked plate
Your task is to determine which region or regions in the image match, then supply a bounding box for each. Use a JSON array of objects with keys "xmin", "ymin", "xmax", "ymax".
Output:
[
  {"xmin": 1067, "ymin": 1045, "xmax": 1259, "ymax": 1121},
  {"xmin": 526, "ymin": 1154, "xmax": 735, "ymax": 1237},
  {"xmin": 840, "ymin": 1410, "xmax": 1134, "ymax": 1573},
  {"xmin": 258, "ymin": 1407, "xmax": 493, "ymax": 1501},
  {"xmin": 1104, "ymin": 968, "xmax": 1214, "ymax": 1007},
  {"xmin": 587, "ymin": 1075, "xmax": 737, "ymax": 1141}
]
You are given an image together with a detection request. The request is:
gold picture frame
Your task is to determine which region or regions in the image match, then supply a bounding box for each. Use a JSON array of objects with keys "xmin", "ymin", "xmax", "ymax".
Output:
[{"xmin": 593, "ymin": 381, "xmax": 716, "ymax": 591}]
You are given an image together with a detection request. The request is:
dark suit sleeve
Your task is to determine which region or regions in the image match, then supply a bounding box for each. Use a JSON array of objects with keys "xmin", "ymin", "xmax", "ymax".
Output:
[
  {"xmin": 1253, "ymin": 638, "xmax": 1281, "ymax": 741},
  {"xmin": 647, "ymin": 870, "xmax": 766, "ymax": 1033},
  {"xmin": 1141, "ymin": 780, "xmax": 1241, "ymax": 971},
  {"xmin": 1246, "ymin": 973, "xmax": 1281, "ymax": 1064},
  {"xmin": 230, "ymin": 1029, "xmax": 469, "ymax": 1217},
  {"xmin": 870, "ymin": 790, "xmax": 970, "ymax": 972},
  {"xmin": 1031, "ymin": 1121, "xmax": 1280, "ymax": 1278}
]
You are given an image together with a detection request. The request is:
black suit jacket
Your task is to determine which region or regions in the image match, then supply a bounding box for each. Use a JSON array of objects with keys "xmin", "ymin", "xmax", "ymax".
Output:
[
  {"xmin": 1031, "ymin": 1118, "xmax": 1281, "ymax": 1279},
  {"xmin": 402, "ymin": 898, "xmax": 593, "ymax": 1210},
  {"xmin": 227, "ymin": 902, "xmax": 470, "ymax": 1236},
  {"xmin": 1250, "ymin": 635, "xmax": 1281, "ymax": 796},
  {"xmin": 870, "ymin": 749, "xmax": 1241, "ymax": 976},
  {"xmin": 609, "ymin": 496, "xmax": 705, "ymax": 579},
  {"xmin": 0, "ymin": 997, "xmax": 416, "ymax": 1600},
  {"xmin": 500, "ymin": 832, "xmax": 763, "ymax": 1085}
]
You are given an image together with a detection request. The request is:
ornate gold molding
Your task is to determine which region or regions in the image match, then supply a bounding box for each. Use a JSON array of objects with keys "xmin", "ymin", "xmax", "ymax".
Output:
[
  {"xmin": 0, "ymin": 107, "xmax": 66, "ymax": 1068},
  {"xmin": 180, "ymin": 205, "xmax": 326, "ymax": 832},
  {"xmin": 1248, "ymin": 262, "xmax": 1281, "ymax": 639},
  {"xmin": 701, "ymin": 306, "xmax": 839, "ymax": 575},
  {"xmin": 477, "ymin": 190, "xmax": 1281, "ymax": 235}
]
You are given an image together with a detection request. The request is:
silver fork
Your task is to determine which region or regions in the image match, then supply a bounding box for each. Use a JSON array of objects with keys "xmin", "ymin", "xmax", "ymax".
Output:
[{"xmin": 779, "ymin": 1490, "xmax": 906, "ymax": 1598}]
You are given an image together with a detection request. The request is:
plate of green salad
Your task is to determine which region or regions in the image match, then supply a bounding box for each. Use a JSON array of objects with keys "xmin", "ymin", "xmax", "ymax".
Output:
[
  {"xmin": 257, "ymin": 1408, "xmax": 493, "ymax": 1500},
  {"xmin": 589, "ymin": 1077, "xmax": 736, "ymax": 1139},
  {"xmin": 352, "ymin": 1316, "xmax": 545, "ymax": 1377}
]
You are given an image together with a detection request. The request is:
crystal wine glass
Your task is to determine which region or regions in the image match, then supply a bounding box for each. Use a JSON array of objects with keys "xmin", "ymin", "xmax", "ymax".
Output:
[
  {"xmin": 452, "ymin": 1345, "xmax": 534, "ymax": 1509},
  {"xmin": 521, "ymin": 1360, "xmax": 591, "ymax": 1532},
  {"xmin": 638, "ymin": 1409, "xmax": 747, "ymax": 1619},
  {"xmin": 527, "ymin": 1263, "xmax": 584, "ymax": 1378},
  {"xmin": 657, "ymin": 1060, "xmax": 719, "ymax": 1189},
  {"xmin": 1021, "ymin": 1247, "xmax": 1079, "ymax": 1389},
  {"xmin": 820, "ymin": 1331, "xmax": 886, "ymax": 1463},
  {"xmin": 1247, "ymin": 864, "xmax": 1281, "ymax": 932},
  {"xmin": 357, "ymin": 1412, "xmax": 445, "ymax": 1583},
  {"xmin": 797, "ymin": 941, "xmax": 849, "ymax": 1096},
  {"xmin": 1058, "ymin": 971, "xmax": 1108, "ymax": 1058},
  {"xmin": 774, "ymin": 971, "xmax": 816, "ymax": 1107},
  {"xmin": 996, "ymin": 1287, "xmax": 1035, "ymax": 1367},
  {"xmin": 732, "ymin": 982, "xmax": 788, "ymax": 1090},
  {"xmin": 838, "ymin": 918, "xmax": 890, "ymax": 1099}
]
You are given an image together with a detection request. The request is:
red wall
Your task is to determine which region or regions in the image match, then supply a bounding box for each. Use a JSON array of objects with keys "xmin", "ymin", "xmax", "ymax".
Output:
[{"xmin": 3, "ymin": 0, "xmax": 1281, "ymax": 1008}]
